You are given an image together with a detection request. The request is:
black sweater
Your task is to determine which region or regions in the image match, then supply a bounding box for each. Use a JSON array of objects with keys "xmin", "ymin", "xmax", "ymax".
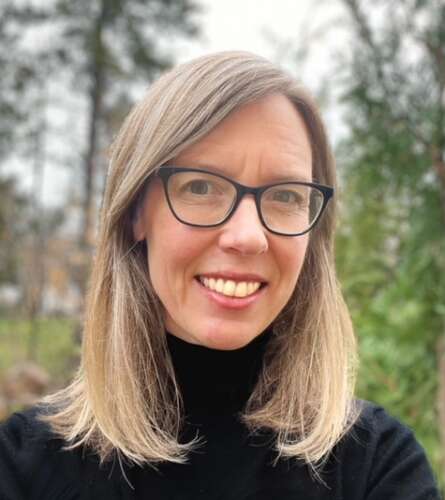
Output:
[{"xmin": 0, "ymin": 329, "xmax": 441, "ymax": 499}]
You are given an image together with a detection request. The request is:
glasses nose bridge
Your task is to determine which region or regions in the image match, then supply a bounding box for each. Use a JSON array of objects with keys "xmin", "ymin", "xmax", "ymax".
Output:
[{"xmin": 229, "ymin": 183, "xmax": 263, "ymax": 224}]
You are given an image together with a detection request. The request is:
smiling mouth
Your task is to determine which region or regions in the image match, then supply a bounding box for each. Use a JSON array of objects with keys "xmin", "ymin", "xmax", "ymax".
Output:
[{"xmin": 195, "ymin": 276, "xmax": 267, "ymax": 298}]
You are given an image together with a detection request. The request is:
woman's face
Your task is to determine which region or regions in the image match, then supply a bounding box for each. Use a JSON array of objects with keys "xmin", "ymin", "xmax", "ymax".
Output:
[{"xmin": 134, "ymin": 93, "xmax": 312, "ymax": 350}]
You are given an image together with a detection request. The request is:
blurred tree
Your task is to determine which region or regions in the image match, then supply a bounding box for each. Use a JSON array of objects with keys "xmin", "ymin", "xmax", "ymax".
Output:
[
  {"xmin": 0, "ymin": 5, "xmax": 32, "ymax": 157},
  {"xmin": 0, "ymin": 4, "xmax": 50, "ymax": 162},
  {"xmin": 0, "ymin": 177, "xmax": 27, "ymax": 286},
  {"xmin": 336, "ymin": 0, "xmax": 445, "ymax": 483},
  {"xmin": 0, "ymin": 4, "xmax": 61, "ymax": 355},
  {"xmin": 2, "ymin": 0, "xmax": 200, "ymax": 245},
  {"xmin": 20, "ymin": 203, "xmax": 66, "ymax": 361},
  {"xmin": 0, "ymin": 0, "xmax": 200, "ymax": 335},
  {"xmin": 46, "ymin": 0, "xmax": 200, "ymax": 251}
]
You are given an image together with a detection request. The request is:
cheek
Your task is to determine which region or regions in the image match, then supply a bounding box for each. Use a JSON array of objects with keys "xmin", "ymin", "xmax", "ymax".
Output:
[
  {"xmin": 143, "ymin": 183, "xmax": 210, "ymax": 300},
  {"xmin": 147, "ymin": 220, "xmax": 209, "ymax": 293}
]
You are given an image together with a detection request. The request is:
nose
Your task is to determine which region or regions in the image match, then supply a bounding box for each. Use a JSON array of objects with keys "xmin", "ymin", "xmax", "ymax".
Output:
[{"xmin": 218, "ymin": 195, "xmax": 269, "ymax": 255}]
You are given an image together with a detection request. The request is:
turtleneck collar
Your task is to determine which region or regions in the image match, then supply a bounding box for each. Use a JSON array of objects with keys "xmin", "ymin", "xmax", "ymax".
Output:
[{"xmin": 166, "ymin": 328, "xmax": 273, "ymax": 417}]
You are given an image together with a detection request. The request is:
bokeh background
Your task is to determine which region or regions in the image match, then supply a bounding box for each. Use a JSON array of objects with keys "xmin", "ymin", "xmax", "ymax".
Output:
[{"xmin": 0, "ymin": 0, "xmax": 444, "ymax": 491}]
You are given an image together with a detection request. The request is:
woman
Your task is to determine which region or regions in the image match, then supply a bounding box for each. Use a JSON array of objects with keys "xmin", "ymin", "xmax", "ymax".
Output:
[{"xmin": 0, "ymin": 51, "xmax": 440, "ymax": 499}]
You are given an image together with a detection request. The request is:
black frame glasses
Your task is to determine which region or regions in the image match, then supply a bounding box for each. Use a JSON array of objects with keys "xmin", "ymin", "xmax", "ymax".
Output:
[{"xmin": 156, "ymin": 165, "xmax": 334, "ymax": 237}]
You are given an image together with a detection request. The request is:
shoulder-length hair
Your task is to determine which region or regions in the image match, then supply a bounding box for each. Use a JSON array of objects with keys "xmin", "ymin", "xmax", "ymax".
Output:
[{"xmin": 41, "ymin": 51, "xmax": 360, "ymax": 478}]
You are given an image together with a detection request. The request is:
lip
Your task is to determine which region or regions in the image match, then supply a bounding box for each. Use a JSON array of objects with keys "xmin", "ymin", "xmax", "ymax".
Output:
[
  {"xmin": 194, "ymin": 277, "xmax": 267, "ymax": 310},
  {"xmin": 196, "ymin": 271, "xmax": 268, "ymax": 283}
]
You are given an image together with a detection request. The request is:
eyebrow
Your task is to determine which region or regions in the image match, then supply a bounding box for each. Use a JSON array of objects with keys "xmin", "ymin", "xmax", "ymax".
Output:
[{"xmin": 178, "ymin": 162, "xmax": 313, "ymax": 184}]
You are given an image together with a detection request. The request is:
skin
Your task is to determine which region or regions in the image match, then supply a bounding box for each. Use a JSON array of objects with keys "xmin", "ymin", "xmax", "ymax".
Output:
[{"xmin": 133, "ymin": 93, "xmax": 312, "ymax": 350}]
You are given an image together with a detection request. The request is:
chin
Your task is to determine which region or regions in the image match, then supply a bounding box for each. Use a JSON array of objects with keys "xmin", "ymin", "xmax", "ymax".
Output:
[
  {"xmin": 196, "ymin": 325, "xmax": 260, "ymax": 351},
  {"xmin": 165, "ymin": 315, "xmax": 263, "ymax": 350},
  {"xmin": 202, "ymin": 337, "xmax": 249, "ymax": 351}
]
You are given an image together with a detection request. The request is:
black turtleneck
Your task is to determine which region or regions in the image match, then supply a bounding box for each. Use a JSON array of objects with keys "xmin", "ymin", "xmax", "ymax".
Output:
[
  {"xmin": 130, "ymin": 328, "xmax": 281, "ymax": 499},
  {"xmin": 165, "ymin": 328, "xmax": 272, "ymax": 418},
  {"xmin": 0, "ymin": 329, "xmax": 441, "ymax": 499},
  {"xmin": 129, "ymin": 330, "xmax": 441, "ymax": 499}
]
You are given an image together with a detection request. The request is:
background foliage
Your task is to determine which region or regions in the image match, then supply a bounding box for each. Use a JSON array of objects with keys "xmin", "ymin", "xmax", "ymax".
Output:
[{"xmin": 335, "ymin": 0, "xmax": 445, "ymax": 487}]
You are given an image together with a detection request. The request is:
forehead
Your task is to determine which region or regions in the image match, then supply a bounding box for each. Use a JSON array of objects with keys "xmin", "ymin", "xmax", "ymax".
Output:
[{"xmin": 172, "ymin": 93, "xmax": 313, "ymax": 183}]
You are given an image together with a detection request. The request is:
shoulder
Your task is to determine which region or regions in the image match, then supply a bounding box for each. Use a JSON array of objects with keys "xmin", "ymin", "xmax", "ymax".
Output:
[
  {"xmin": 0, "ymin": 404, "xmax": 64, "ymax": 458},
  {"xmin": 350, "ymin": 398, "xmax": 419, "ymax": 445},
  {"xmin": 349, "ymin": 399, "xmax": 436, "ymax": 470},
  {"xmin": 0, "ymin": 405, "xmax": 86, "ymax": 499},
  {"xmin": 1, "ymin": 404, "xmax": 52, "ymax": 442},
  {"xmin": 332, "ymin": 399, "xmax": 441, "ymax": 499}
]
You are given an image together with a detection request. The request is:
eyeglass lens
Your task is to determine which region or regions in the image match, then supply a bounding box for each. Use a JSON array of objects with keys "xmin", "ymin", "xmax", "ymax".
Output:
[{"xmin": 167, "ymin": 170, "xmax": 324, "ymax": 235}]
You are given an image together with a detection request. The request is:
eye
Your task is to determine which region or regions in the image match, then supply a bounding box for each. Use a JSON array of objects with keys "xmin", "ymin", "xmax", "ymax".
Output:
[
  {"xmin": 185, "ymin": 179, "xmax": 212, "ymax": 195},
  {"xmin": 272, "ymin": 190, "xmax": 302, "ymax": 204},
  {"xmin": 170, "ymin": 171, "xmax": 234, "ymax": 201}
]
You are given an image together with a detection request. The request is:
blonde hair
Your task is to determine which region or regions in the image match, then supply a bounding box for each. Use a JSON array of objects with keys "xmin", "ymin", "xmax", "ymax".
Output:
[{"xmin": 41, "ymin": 51, "xmax": 360, "ymax": 479}]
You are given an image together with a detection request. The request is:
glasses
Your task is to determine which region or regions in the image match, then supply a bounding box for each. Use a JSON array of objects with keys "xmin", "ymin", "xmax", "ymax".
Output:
[{"xmin": 156, "ymin": 166, "xmax": 333, "ymax": 237}]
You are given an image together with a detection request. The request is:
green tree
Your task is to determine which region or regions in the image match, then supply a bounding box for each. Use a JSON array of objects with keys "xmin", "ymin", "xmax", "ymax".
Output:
[{"xmin": 336, "ymin": 0, "xmax": 445, "ymax": 486}]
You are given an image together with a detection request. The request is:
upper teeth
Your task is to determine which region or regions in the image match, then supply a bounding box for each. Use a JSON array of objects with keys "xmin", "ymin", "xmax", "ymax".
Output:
[{"xmin": 199, "ymin": 277, "xmax": 262, "ymax": 297}]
